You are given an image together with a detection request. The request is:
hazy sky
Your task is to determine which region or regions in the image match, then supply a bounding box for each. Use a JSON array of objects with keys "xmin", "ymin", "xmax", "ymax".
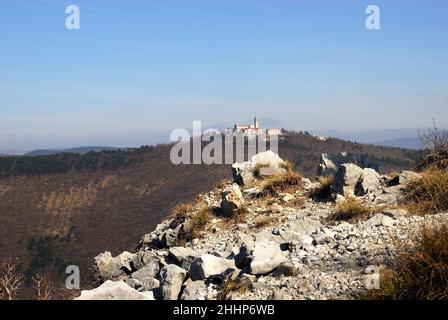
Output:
[{"xmin": 0, "ymin": 0, "xmax": 447, "ymax": 150}]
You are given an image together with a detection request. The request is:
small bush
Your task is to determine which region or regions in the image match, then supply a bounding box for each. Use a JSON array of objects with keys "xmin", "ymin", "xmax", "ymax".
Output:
[
  {"xmin": 217, "ymin": 277, "xmax": 253, "ymax": 300},
  {"xmin": 364, "ymin": 218, "xmax": 448, "ymax": 300},
  {"xmin": 331, "ymin": 198, "xmax": 373, "ymax": 222},
  {"xmin": 405, "ymin": 167, "xmax": 448, "ymax": 215},
  {"xmin": 260, "ymin": 171, "xmax": 303, "ymax": 197},
  {"xmin": 417, "ymin": 120, "xmax": 448, "ymax": 170}
]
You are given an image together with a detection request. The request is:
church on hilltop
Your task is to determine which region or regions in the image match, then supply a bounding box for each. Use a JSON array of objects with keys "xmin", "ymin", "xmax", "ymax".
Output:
[{"xmin": 229, "ymin": 116, "xmax": 282, "ymax": 137}]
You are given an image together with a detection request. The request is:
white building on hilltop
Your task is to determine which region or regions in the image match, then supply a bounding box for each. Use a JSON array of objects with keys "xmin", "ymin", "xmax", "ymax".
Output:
[{"xmin": 231, "ymin": 116, "xmax": 282, "ymax": 137}]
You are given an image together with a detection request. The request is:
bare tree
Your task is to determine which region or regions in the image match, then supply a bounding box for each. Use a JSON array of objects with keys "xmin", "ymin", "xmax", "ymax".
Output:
[
  {"xmin": 0, "ymin": 257, "xmax": 25, "ymax": 300},
  {"xmin": 419, "ymin": 118, "xmax": 448, "ymax": 150},
  {"xmin": 418, "ymin": 119, "xmax": 448, "ymax": 170},
  {"xmin": 32, "ymin": 274, "xmax": 54, "ymax": 300}
]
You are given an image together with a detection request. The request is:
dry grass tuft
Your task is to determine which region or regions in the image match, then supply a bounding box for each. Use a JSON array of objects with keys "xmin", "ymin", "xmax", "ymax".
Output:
[
  {"xmin": 169, "ymin": 201, "xmax": 195, "ymax": 226},
  {"xmin": 253, "ymin": 162, "xmax": 272, "ymax": 179},
  {"xmin": 363, "ymin": 218, "xmax": 448, "ymax": 300},
  {"xmin": 252, "ymin": 215, "xmax": 273, "ymax": 229},
  {"xmin": 331, "ymin": 197, "xmax": 374, "ymax": 222},
  {"xmin": 260, "ymin": 171, "xmax": 303, "ymax": 197},
  {"xmin": 217, "ymin": 277, "xmax": 253, "ymax": 300},
  {"xmin": 187, "ymin": 204, "xmax": 213, "ymax": 239},
  {"xmin": 405, "ymin": 166, "xmax": 448, "ymax": 216}
]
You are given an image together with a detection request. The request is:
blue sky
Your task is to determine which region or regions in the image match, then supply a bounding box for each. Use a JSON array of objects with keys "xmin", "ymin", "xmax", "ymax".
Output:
[{"xmin": 0, "ymin": 0, "xmax": 447, "ymax": 150}]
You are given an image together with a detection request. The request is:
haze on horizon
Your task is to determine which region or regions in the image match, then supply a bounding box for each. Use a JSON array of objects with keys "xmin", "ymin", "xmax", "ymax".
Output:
[{"xmin": 0, "ymin": 0, "xmax": 447, "ymax": 151}]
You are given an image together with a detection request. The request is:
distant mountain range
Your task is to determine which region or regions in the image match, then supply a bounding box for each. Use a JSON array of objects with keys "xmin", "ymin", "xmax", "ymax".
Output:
[
  {"xmin": 371, "ymin": 137, "xmax": 425, "ymax": 150},
  {"xmin": 0, "ymin": 146, "xmax": 121, "ymax": 157},
  {"xmin": 315, "ymin": 129, "xmax": 426, "ymax": 150}
]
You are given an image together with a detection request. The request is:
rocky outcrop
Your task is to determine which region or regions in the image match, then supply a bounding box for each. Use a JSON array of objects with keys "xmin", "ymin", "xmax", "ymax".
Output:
[
  {"xmin": 81, "ymin": 151, "xmax": 439, "ymax": 301},
  {"xmin": 232, "ymin": 150, "xmax": 286, "ymax": 186},
  {"xmin": 94, "ymin": 251, "xmax": 135, "ymax": 279},
  {"xmin": 317, "ymin": 153, "xmax": 379, "ymax": 178}
]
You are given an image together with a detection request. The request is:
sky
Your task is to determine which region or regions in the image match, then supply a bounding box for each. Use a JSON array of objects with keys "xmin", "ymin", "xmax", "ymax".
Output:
[{"xmin": 0, "ymin": 0, "xmax": 447, "ymax": 150}]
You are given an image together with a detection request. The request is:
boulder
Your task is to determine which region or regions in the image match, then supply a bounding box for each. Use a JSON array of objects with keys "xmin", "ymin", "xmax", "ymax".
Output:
[
  {"xmin": 238, "ymin": 241, "xmax": 287, "ymax": 275},
  {"xmin": 232, "ymin": 150, "xmax": 286, "ymax": 186},
  {"xmin": 94, "ymin": 251, "xmax": 135, "ymax": 279},
  {"xmin": 75, "ymin": 280, "xmax": 153, "ymax": 300},
  {"xmin": 398, "ymin": 171, "xmax": 421, "ymax": 185},
  {"xmin": 130, "ymin": 264, "xmax": 160, "ymax": 291},
  {"xmin": 189, "ymin": 254, "xmax": 237, "ymax": 280},
  {"xmin": 159, "ymin": 264, "xmax": 187, "ymax": 300},
  {"xmin": 355, "ymin": 168, "xmax": 382, "ymax": 196},
  {"xmin": 332, "ymin": 164, "xmax": 365, "ymax": 196},
  {"xmin": 180, "ymin": 279, "xmax": 207, "ymax": 300},
  {"xmin": 317, "ymin": 153, "xmax": 379, "ymax": 178},
  {"xmin": 220, "ymin": 184, "xmax": 245, "ymax": 217},
  {"xmin": 168, "ymin": 246, "xmax": 199, "ymax": 270}
]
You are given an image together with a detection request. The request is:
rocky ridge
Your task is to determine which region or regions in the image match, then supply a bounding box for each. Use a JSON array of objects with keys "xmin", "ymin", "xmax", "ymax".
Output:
[{"xmin": 76, "ymin": 151, "xmax": 446, "ymax": 300}]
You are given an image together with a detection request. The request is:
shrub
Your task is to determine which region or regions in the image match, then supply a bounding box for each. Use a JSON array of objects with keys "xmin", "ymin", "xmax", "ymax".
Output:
[
  {"xmin": 417, "ymin": 119, "xmax": 448, "ymax": 170},
  {"xmin": 405, "ymin": 166, "xmax": 448, "ymax": 215},
  {"xmin": 0, "ymin": 257, "xmax": 25, "ymax": 300},
  {"xmin": 331, "ymin": 198, "xmax": 373, "ymax": 222},
  {"xmin": 364, "ymin": 218, "xmax": 448, "ymax": 300}
]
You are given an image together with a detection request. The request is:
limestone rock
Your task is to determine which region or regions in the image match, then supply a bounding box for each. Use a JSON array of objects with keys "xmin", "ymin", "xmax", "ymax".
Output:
[
  {"xmin": 189, "ymin": 254, "xmax": 237, "ymax": 280},
  {"xmin": 94, "ymin": 251, "xmax": 135, "ymax": 279},
  {"xmin": 180, "ymin": 279, "xmax": 207, "ymax": 300},
  {"xmin": 332, "ymin": 164, "xmax": 365, "ymax": 196},
  {"xmin": 130, "ymin": 264, "xmax": 160, "ymax": 291},
  {"xmin": 75, "ymin": 280, "xmax": 153, "ymax": 300},
  {"xmin": 232, "ymin": 150, "xmax": 286, "ymax": 186},
  {"xmin": 220, "ymin": 184, "xmax": 245, "ymax": 217},
  {"xmin": 238, "ymin": 241, "xmax": 287, "ymax": 275},
  {"xmin": 159, "ymin": 264, "xmax": 187, "ymax": 300},
  {"xmin": 355, "ymin": 168, "xmax": 382, "ymax": 196}
]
